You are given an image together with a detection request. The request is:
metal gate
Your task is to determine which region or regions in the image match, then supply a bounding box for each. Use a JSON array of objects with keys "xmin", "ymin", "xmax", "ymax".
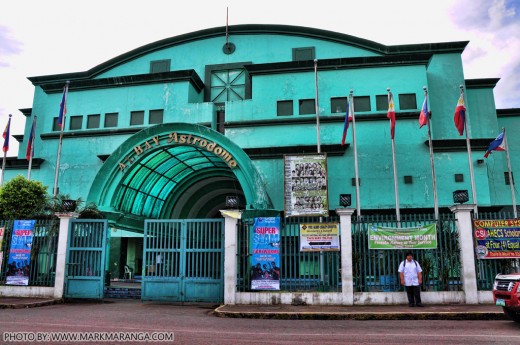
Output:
[
  {"xmin": 142, "ymin": 219, "xmax": 224, "ymax": 302},
  {"xmin": 64, "ymin": 220, "xmax": 108, "ymax": 299}
]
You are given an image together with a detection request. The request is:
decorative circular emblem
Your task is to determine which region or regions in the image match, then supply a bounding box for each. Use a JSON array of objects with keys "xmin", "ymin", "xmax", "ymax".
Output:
[{"xmin": 222, "ymin": 42, "xmax": 236, "ymax": 54}]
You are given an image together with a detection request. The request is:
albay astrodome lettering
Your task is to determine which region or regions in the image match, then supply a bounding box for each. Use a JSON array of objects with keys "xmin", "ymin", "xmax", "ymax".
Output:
[{"xmin": 118, "ymin": 132, "xmax": 238, "ymax": 173}]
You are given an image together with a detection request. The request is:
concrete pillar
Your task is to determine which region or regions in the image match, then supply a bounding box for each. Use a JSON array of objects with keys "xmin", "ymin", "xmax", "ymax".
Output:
[
  {"xmin": 220, "ymin": 210, "xmax": 240, "ymax": 305},
  {"xmin": 450, "ymin": 204, "xmax": 478, "ymax": 304},
  {"xmin": 53, "ymin": 212, "xmax": 79, "ymax": 299},
  {"xmin": 336, "ymin": 208, "xmax": 356, "ymax": 305}
]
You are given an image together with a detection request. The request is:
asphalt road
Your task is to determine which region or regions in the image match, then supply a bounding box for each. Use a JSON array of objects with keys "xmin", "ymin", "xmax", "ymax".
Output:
[{"xmin": 1, "ymin": 300, "xmax": 519, "ymax": 344}]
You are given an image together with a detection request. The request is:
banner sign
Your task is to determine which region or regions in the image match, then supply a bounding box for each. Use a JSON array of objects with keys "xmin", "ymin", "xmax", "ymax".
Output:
[
  {"xmin": 251, "ymin": 217, "xmax": 281, "ymax": 290},
  {"xmin": 300, "ymin": 223, "xmax": 340, "ymax": 252},
  {"xmin": 284, "ymin": 154, "xmax": 329, "ymax": 217},
  {"xmin": 368, "ymin": 223, "xmax": 437, "ymax": 249},
  {"xmin": 473, "ymin": 219, "xmax": 520, "ymax": 259},
  {"xmin": 6, "ymin": 220, "xmax": 36, "ymax": 285}
]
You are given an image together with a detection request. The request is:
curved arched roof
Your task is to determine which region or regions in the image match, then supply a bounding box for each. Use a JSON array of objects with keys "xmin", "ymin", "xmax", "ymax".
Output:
[{"xmin": 28, "ymin": 24, "xmax": 468, "ymax": 84}]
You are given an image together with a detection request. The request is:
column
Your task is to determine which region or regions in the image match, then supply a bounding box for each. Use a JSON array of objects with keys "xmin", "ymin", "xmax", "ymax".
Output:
[
  {"xmin": 53, "ymin": 212, "xmax": 79, "ymax": 299},
  {"xmin": 220, "ymin": 210, "xmax": 240, "ymax": 305},
  {"xmin": 336, "ymin": 208, "xmax": 356, "ymax": 305},
  {"xmin": 450, "ymin": 204, "xmax": 478, "ymax": 304}
]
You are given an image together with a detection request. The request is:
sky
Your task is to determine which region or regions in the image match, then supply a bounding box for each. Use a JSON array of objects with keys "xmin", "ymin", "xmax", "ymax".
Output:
[{"xmin": 0, "ymin": 0, "xmax": 519, "ymax": 156}]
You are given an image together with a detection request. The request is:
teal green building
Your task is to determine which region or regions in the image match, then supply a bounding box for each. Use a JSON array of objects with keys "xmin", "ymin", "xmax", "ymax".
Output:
[{"xmin": 4, "ymin": 25, "xmax": 518, "ymax": 277}]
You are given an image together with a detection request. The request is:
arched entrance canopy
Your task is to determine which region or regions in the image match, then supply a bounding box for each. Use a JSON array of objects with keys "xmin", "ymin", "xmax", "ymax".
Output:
[{"xmin": 88, "ymin": 123, "xmax": 272, "ymax": 230}]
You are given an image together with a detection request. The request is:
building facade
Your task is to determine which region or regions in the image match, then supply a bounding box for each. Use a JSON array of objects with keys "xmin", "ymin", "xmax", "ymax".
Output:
[{"xmin": 4, "ymin": 24, "xmax": 519, "ymax": 284}]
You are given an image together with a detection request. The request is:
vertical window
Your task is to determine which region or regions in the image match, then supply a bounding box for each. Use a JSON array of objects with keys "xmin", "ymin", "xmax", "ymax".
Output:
[
  {"xmin": 398, "ymin": 94, "xmax": 417, "ymax": 110},
  {"xmin": 150, "ymin": 59, "xmax": 171, "ymax": 73},
  {"xmin": 69, "ymin": 115, "xmax": 83, "ymax": 130},
  {"xmin": 130, "ymin": 111, "xmax": 144, "ymax": 126},
  {"xmin": 87, "ymin": 114, "xmax": 100, "ymax": 129},
  {"xmin": 104, "ymin": 113, "xmax": 118, "ymax": 128},
  {"xmin": 353, "ymin": 96, "xmax": 371, "ymax": 112},
  {"xmin": 216, "ymin": 104, "xmax": 225, "ymax": 134},
  {"xmin": 149, "ymin": 109, "xmax": 164, "ymax": 125},
  {"xmin": 292, "ymin": 47, "xmax": 315, "ymax": 61},
  {"xmin": 52, "ymin": 117, "xmax": 60, "ymax": 131},
  {"xmin": 277, "ymin": 101, "xmax": 293, "ymax": 116},
  {"xmin": 376, "ymin": 95, "xmax": 388, "ymax": 111},
  {"xmin": 299, "ymin": 99, "xmax": 315, "ymax": 115},
  {"xmin": 331, "ymin": 97, "xmax": 348, "ymax": 114},
  {"xmin": 505, "ymin": 172, "xmax": 515, "ymax": 185}
]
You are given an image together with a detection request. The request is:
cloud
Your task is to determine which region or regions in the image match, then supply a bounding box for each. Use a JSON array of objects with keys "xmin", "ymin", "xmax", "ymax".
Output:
[{"xmin": 0, "ymin": 25, "xmax": 22, "ymax": 67}]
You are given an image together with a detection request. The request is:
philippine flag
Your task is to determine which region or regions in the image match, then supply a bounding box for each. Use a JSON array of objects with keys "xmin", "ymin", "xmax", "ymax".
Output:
[
  {"xmin": 57, "ymin": 84, "xmax": 68, "ymax": 127},
  {"xmin": 387, "ymin": 92, "xmax": 396, "ymax": 139},
  {"xmin": 26, "ymin": 118, "xmax": 36, "ymax": 161},
  {"xmin": 419, "ymin": 96, "xmax": 429, "ymax": 128},
  {"xmin": 454, "ymin": 93, "xmax": 466, "ymax": 136},
  {"xmin": 484, "ymin": 130, "xmax": 506, "ymax": 158},
  {"xmin": 2, "ymin": 116, "xmax": 11, "ymax": 153},
  {"xmin": 341, "ymin": 100, "xmax": 353, "ymax": 146}
]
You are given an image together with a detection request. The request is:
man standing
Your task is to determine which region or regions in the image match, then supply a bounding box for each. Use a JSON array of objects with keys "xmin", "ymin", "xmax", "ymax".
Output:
[{"xmin": 398, "ymin": 252, "xmax": 424, "ymax": 307}]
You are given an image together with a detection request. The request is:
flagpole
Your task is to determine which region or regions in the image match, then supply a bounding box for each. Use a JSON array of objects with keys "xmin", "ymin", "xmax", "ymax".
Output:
[
  {"xmin": 53, "ymin": 81, "xmax": 69, "ymax": 196},
  {"xmin": 460, "ymin": 85, "xmax": 478, "ymax": 217},
  {"xmin": 27, "ymin": 116, "xmax": 37, "ymax": 181},
  {"xmin": 388, "ymin": 89, "xmax": 401, "ymax": 224},
  {"xmin": 314, "ymin": 59, "xmax": 321, "ymax": 153},
  {"xmin": 502, "ymin": 128, "xmax": 518, "ymax": 218},
  {"xmin": 350, "ymin": 90, "xmax": 361, "ymax": 216},
  {"xmin": 0, "ymin": 114, "xmax": 11, "ymax": 186},
  {"xmin": 424, "ymin": 87, "xmax": 439, "ymax": 220}
]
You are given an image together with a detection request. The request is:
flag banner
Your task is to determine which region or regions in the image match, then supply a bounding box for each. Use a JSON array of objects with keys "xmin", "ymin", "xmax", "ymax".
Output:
[
  {"xmin": 6, "ymin": 220, "xmax": 36, "ymax": 286},
  {"xmin": 387, "ymin": 92, "xmax": 396, "ymax": 139},
  {"xmin": 57, "ymin": 85, "xmax": 68, "ymax": 127},
  {"xmin": 300, "ymin": 223, "xmax": 340, "ymax": 252},
  {"xmin": 474, "ymin": 219, "xmax": 520, "ymax": 259},
  {"xmin": 0, "ymin": 227, "xmax": 4, "ymax": 272},
  {"xmin": 484, "ymin": 130, "xmax": 506, "ymax": 158},
  {"xmin": 341, "ymin": 99, "xmax": 352, "ymax": 146},
  {"xmin": 251, "ymin": 217, "xmax": 280, "ymax": 290},
  {"xmin": 454, "ymin": 93, "xmax": 466, "ymax": 136},
  {"xmin": 26, "ymin": 117, "xmax": 36, "ymax": 161},
  {"xmin": 419, "ymin": 96, "xmax": 429, "ymax": 128},
  {"xmin": 284, "ymin": 154, "xmax": 329, "ymax": 217},
  {"xmin": 368, "ymin": 223, "xmax": 437, "ymax": 249},
  {"xmin": 2, "ymin": 117, "xmax": 11, "ymax": 153}
]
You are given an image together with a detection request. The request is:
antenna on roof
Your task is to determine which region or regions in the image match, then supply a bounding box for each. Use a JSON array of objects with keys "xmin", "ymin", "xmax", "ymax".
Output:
[{"xmin": 222, "ymin": 7, "xmax": 236, "ymax": 55}]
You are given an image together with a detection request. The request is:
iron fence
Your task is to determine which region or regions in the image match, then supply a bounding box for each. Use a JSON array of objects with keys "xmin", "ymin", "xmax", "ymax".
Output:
[
  {"xmin": 352, "ymin": 213, "xmax": 460, "ymax": 292},
  {"xmin": 237, "ymin": 215, "xmax": 341, "ymax": 292},
  {"xmin": 474, "ymin": 211, "xmax": 519, "ymax": 290},
  {"xmin": 0, "ymin": 219, "xmax": 58, "ymax": 286}
]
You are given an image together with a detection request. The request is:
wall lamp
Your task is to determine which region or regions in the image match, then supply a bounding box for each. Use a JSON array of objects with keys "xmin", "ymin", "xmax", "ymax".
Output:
[
  {"xmin": 453, "ymin": 190, "xmax": 469, "ymax": 204},
  {"xmin": 339, "ymin": 194, "xmax": 352, "ymax": 207},
  {"xmin": 225, "ymin": 195, "xmax": 240, "ymax": 209}
]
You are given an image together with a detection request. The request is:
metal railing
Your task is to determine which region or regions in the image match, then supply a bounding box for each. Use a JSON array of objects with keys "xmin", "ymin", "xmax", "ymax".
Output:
[{"xmin": 0, "ymin": 219, "xmax": 58, "ymax": 286}]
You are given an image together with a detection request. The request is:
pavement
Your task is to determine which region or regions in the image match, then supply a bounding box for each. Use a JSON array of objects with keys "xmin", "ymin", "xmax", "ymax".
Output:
[{"xmin": 0, "ymin": 297, "xmax": 506, "ymax": 320}]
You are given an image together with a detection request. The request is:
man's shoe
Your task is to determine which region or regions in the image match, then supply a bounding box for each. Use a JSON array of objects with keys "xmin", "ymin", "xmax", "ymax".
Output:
[
  {"xmin": 416, "ymin": 303, "xmax": 424, "ymax": 307},
  {"xmin": 408, "ymin": 304, "xmax": 415, "ymax": 307}
]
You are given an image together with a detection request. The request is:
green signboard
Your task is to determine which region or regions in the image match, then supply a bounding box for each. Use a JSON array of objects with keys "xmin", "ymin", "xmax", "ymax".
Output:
[{"xmin": 368, "ymin": 223, "xmax": 437, "ymax": 249}]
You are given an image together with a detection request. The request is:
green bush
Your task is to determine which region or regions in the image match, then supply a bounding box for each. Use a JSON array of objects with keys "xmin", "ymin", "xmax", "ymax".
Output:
[{"xmin": 0, "ymin": 175, "xmax": 49, "ymax": 220}]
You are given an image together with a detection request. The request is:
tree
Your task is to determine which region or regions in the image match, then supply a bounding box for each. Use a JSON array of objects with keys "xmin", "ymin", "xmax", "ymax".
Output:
[{"xmin": 0, "ymin": 175, "xmax": 48, "ymax": 220}]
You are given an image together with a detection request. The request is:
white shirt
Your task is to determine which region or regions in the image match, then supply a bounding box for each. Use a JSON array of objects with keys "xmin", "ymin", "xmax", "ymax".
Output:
[{"xmin": 398, "ymin": 259, "xmax": 422, "ymax": 286}]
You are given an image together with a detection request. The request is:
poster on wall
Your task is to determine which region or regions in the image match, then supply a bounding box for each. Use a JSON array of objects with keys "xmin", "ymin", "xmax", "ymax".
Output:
[
  {"xmin": 251, "ymin": 217, "xmax": 280, "ymax": 290},
  {"xmin": 284, "ymin": 154, "xmax": 329, "ymax": 217},
  {"xmin": 473, "ymin": 219, "xmax": 520, "ymax": 259},
  {"xmin": 300, "ymin": 223, "xmax": 340, "ymax": 252},
  {"xmin": 368, "ymin": 223, "xmax": 437, "ymax": 249},
  {"xmin": 6, "ymin": 220, "xmax": 35, "ymax": 286},
  {"xmin": 0, "ymin": 227, "xmax": 4, "ymax": 271}
]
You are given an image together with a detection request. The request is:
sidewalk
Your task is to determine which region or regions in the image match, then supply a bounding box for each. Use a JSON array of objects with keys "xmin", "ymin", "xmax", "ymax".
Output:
[{"xmin": 0, "ymin": 297, "xmax": 505, "ymax": 320}]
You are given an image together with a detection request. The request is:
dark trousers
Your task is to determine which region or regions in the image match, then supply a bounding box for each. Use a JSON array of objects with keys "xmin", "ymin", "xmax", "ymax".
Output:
[{"xmin": 405, "ymin": 285, "xmax": 422, "ymax": 305}]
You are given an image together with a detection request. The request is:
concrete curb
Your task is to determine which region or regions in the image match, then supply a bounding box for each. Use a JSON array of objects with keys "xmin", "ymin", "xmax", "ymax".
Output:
[
  {"xmin": 213, "ymin": 306, "xmax": 506, "ymax": 321},
  {"xmin": 0, "ymin": 299, "xmax": 63, "ymax": 309}
]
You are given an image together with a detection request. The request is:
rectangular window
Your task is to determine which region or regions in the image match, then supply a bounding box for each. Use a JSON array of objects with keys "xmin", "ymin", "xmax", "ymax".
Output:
[
  {"xmin": 149, "ymin": 109, "xmax": 164, "ymax": 125},
  {"xmin": 53, "ymin": 117, "xmax": 60, "ymax": 131},
  {"xmin": 455, "ymin": 174, "xmax": 464, "ymax": 183},
  {"xmin": 87, "ymin": 114, "xmax": 100, "ymax": 129},
  {"xmin": 376, "ymin": 95, "xmax": 388, "ymax": 111},
  {"xmin": 104, "ymin": 112, "xmax": 118, "ymax": 128},
  {"xmin": 353, "ymin": 96, "xmax": 371, "ymax": 112},
  {"xmin": 150, "ymin": 59, "xmax": 171, "ymax": 73},
  {"xmin": 398, "ymin": 93, "xmax": 417, "ymax": 110},
  {"xmin": 331, "ymin": 97, "xmax": 348, "ymax": 114},
  {"xmin": 505, "ymin": 172, "xmax": 515, "ymax": 185},
  {"xmin": 69, "ymin": 115, "xmax": 83, "ymax": 130},
  {"xmin": 292, "ymin": 47, "xmax": 315, "ymax": 61},
  {"xmin": 299, "ymin": 99, "xmax": 315, "ymax": 115},
  {"xmin": 130, "ymin": 111, "xmax": 145, "ymax": 126},
  {"xmin": 277, "ymin": 100, "xmax": 293, "ymax": 116}
]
